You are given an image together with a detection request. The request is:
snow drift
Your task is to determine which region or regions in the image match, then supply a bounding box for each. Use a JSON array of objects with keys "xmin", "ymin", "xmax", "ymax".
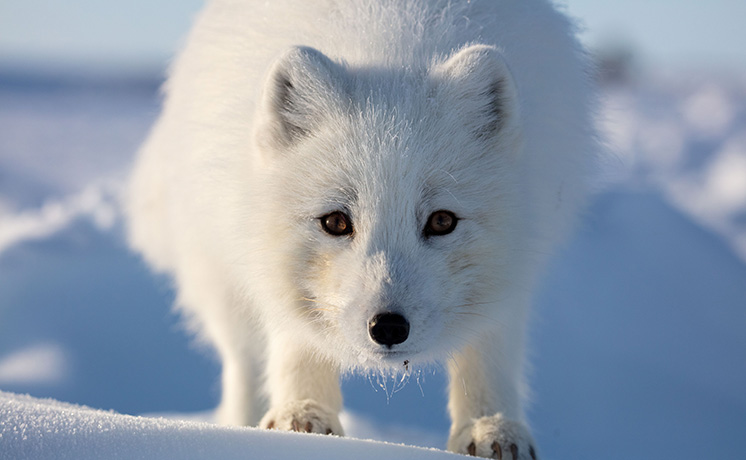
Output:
[{"xmin": 0, "ymin": 391, "xmax": 461, "ymax": 460}]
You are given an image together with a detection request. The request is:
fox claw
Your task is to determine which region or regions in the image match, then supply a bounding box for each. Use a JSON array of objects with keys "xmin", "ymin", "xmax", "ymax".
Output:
[{"xmin": 260, "ymin": 399, "xmax": 342, "ymax": 436}]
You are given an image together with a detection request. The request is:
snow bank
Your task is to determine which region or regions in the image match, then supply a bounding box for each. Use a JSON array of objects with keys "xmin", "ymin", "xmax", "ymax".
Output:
[
  {"xmin": 0, "ymin": 391, "xmax": 461, "ymax": 460},
  {"xmin": 0, "ymin": 343, "xmax": 69, "ymax": 386},
  {"xmin": 600, "ymin": 76, "xmax": 746, "ymax": 261},
  {"xmin": 0, "ymin": 183, "xmax": 119, "ymax": 255}
]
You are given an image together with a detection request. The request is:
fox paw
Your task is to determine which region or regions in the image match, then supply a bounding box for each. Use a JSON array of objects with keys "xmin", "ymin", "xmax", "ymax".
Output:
[
  {"xmin": 448, "ymin": 414, "xmax": 537, "ymax": 459},
  {"xmin": 260, "ymin": 399, "xmax": 343, "ymax": 436}
]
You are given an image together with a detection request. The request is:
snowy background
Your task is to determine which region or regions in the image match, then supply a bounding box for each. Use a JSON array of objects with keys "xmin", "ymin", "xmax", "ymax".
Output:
[{"xmin": 1, "ymin": 1, "xmax": 745, "ymax": 459}]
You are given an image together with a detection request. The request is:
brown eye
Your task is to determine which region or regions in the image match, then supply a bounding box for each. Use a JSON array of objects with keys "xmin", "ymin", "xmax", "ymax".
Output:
[
  {"xmin": 425, "ymin": 210, "xmax": 458, "ymax": 237},
  {"xmin": 321, "ymin": 211, "xmax": 353, "ymax": 236}
]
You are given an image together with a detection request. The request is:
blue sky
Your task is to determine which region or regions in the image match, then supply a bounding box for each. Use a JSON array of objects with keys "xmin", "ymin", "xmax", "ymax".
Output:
[{"xmin": 1, "ymin": 0, "xmax": 745, "ymax": 73}]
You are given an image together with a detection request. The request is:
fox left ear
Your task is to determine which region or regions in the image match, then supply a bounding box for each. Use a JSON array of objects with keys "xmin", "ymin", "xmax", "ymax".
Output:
[{"xmin": 429, "ymin": 44, "xmax": 520, "ymax": 141}]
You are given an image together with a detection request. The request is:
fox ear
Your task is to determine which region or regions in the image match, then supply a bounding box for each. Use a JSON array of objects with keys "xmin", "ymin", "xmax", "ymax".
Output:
[
  {"xmin": 256, "ymin": 46, "xmax": 348, "ymax": 152},
  {"xmin": 429, "ymin": 44, "xmax": 520, "ymax": 141}
]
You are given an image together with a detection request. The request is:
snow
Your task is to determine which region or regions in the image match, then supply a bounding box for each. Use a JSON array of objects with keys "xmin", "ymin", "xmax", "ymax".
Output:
[
  {"xmin": 0, "ymin": 391, "xmax": 460, "ymax": 460},
  {"xmin": 0, "ymin": 183, "xmax": 118, "ymax": 254},
  {"xmin": 0, "ymin": 70, "xmax": 745, "ymax": 459},
  {"xmin": 600, "ymin": 75, "xmax": 746, "ymax": 262},
  {"xmin": 0, "ymin": 344, "xmax": 68, "ymax": 386}
]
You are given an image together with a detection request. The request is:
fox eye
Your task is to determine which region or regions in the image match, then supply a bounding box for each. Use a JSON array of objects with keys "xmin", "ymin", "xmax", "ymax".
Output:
[
  {"xmin": 320, "ymin": 211, "xmax": 353, "ymax": 236},
  {"xmin": 424, "ymin": 210, "xmax": 458, "ymax": 237}
]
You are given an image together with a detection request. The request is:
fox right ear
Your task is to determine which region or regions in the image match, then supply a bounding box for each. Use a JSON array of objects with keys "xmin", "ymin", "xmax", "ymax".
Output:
[{"xmin": 255, "ymin": 46, "xmax": 349, "ymax": 153}]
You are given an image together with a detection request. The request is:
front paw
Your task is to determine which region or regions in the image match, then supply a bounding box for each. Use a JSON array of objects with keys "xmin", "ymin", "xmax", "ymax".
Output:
[
  {"xmin": 260, "ymin": 399, "xmax": 343, "ymax": 436},
  {"xmin": 448, "ymin": 414, "xmax": 537, "ymax": 459}
]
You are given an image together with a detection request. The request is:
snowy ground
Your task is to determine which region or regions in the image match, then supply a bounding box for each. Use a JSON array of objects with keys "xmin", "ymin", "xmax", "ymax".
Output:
[
  {"xmin": 0, "ymin": 391, "xmax": 460, "ymax": 460},
  {"xmin": 0, "ymin": 69, "xmax": 745, "ymax": 459}
]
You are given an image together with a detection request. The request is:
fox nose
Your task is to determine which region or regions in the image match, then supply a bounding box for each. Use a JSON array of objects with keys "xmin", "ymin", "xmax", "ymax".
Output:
[{"xmin": 368, "ymin": 312, "xmax": 410, "ymax": 347}]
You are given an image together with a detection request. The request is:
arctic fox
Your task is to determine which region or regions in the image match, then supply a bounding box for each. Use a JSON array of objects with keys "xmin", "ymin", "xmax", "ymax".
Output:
[{"xmin": 127, "ymin": 0, "xmax": 597, "ymax": 457}]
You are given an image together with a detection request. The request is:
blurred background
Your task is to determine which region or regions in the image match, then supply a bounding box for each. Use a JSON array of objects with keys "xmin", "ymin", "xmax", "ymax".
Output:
[{"xmin": 1, "ymin": 1, "xmax": 744, "ymax": 459}]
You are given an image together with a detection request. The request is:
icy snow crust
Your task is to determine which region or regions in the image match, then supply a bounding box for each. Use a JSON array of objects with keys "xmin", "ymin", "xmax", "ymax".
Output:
[{"xmin": 0, "ymin": 391, "xmax": 461, "ymax": 460}]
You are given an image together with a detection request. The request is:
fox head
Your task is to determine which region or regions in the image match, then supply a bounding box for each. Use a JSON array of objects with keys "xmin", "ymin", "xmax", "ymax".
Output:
[{"xmin": 245, "ymin": 45, "xmax": 528, "ymax": 371}]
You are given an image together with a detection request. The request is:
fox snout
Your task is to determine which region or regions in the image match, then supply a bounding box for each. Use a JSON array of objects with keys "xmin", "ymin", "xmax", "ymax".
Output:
[{"xmin": 367, "ymin": 312, "xmax": 410, "ymax": 348}]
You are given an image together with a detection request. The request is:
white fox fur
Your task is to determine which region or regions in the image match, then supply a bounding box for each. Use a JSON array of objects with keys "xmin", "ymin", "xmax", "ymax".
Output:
[{"xmin": 127, "ymin": 0, "xmax": 597, "ymax": 457}]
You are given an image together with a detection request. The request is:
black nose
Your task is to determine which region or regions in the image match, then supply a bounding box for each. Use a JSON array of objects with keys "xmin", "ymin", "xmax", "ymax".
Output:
[{"xmin": 368, "ymin": 313, "xmax": 410, "ymax": 347}]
